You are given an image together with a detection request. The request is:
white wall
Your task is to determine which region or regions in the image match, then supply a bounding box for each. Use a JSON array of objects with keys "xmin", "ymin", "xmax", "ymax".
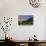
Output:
[
  {"xmin": 44, "ymin": 16, "xmax": 46, "ymax": 40},
  {"xmin": 0, "ymin": 0, "xmax": 46, "ymax": 40}
]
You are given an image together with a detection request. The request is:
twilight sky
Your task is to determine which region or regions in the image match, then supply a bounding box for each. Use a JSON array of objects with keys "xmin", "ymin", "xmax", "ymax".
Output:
[{"xmin": 18, "ymin": 15, "xmax": 33, "ymax": 21}]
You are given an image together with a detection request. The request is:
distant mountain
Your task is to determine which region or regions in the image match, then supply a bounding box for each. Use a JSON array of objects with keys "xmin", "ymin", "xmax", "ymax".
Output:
[{"xmin": 22, "ymin": 17, "xmax": 33, "ymax": 25}]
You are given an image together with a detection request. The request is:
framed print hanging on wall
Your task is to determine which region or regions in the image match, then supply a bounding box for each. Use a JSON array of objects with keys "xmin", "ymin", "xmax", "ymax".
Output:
[{"xmin": 18, "ymin": 15, "xmax": 33, "ymax": 25}]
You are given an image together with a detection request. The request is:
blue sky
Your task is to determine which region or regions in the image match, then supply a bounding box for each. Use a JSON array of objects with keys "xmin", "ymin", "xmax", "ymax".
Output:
[{"xmin": 19, "ymin": 15, "xmax": 33, "ymax": 21}]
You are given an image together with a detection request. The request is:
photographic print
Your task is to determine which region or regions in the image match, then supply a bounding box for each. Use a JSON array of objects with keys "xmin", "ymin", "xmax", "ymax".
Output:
[{"xmin": 18, "ymin": 15, "xmax": 33, "ymax": 25}]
